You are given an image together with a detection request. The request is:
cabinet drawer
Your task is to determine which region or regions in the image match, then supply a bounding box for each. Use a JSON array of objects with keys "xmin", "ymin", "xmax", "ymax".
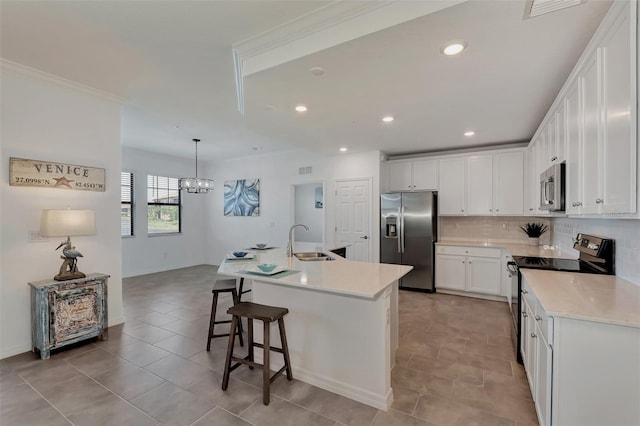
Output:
[
  {"xmin": 436, "ymin": 245, "xmax": 501, "ymax": 258},
  {"xmin": 521, "ymin": 279, "xmax": 536, "ymax": 311},
  {"xmin": 535, "ymin": 299, "xmax": 553, "ymax": 345}
]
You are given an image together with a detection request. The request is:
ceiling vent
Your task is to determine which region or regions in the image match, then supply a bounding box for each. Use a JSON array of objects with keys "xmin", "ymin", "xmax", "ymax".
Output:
[{"xmin": 524, "ymin": 0, "xmax": 586, "ymax": 19}]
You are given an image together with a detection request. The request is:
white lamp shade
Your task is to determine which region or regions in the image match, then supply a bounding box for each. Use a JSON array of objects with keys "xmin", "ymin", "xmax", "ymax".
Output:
[{"xmin": 40, "ymin": 209, "xmax": 96, "ymax": 237}]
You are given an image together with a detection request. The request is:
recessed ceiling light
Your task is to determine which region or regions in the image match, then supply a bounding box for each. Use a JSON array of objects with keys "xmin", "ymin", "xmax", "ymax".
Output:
[
  {"xmin": 441, "ymin": 42, "xmax": 467, "ymax": 56},
  {"xmin": 295, "ymin": 105, "xmax": 308, "ymax": 112},
  {"xmin": 382, "ymin": 116, "xmax": 394, "ymax": 123},
  {"xmin": 464, "ymin": 131, "xmax": 475, "ymax": 136},
  {"xmin": 339, "ymin": 147, "xmax": 348, "ymax": 152}
]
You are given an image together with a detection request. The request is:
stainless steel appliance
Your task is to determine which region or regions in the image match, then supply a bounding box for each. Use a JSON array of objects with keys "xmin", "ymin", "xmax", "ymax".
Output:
[
  {"xmin": 380, "ymin": 191, "xmax": 437, "ymax": 292},
  {"xmin": 510, "ymin": 233, "xmax": 615, "ymax": 364},
  {"xmin": 539, "ymin": 163, "xmax": 565, "ymax": 211}
]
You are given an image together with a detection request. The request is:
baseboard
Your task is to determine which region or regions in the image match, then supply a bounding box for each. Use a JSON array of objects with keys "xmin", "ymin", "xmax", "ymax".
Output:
[
  {"xmin": 1, "ymin": 342, "xmax": 32, "ymax": 360},
  {"xmin": 122, "ymin": 262, "xmax": 204, "ymax": 278},
  {"xmin": 437, "ymin": 289, "xmax": 507, "ymax": 303},
  {"xmin": 253, "ymin": 353, "xmax": 392, "ymax": 410},
  {"xmin": 1, "ymin": 316, "xmax": 125, "ymax": 360}
]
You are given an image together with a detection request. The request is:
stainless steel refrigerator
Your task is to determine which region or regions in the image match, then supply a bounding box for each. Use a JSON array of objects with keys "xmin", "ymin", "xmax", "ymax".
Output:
[{"xmin": 380, "ymin": 191, "xmax": 437, "ymax": 292}]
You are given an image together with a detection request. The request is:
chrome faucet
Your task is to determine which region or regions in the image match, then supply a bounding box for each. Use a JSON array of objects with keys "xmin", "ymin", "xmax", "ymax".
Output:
[{"xmin": 287, "ymin": 224, "xmax": 309, "ymax": 257}]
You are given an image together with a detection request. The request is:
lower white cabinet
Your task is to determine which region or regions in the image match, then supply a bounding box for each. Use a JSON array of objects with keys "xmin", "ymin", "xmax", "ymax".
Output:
[
  {"xmin": 435, "ymin": 246, "xmax": 501, "ymax": 296},
  {"xmin": 521, "ymin": 276, "xmax": 640, "ymax": 426}
]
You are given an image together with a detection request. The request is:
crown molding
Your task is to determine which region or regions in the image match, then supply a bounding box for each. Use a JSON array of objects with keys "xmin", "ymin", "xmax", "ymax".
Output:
[
  {"xmin": 231, "ymin": 0, "xmax": 466, "ymax": 113},
  {"xmin": 1, "ymin": 59, "xmax": 128, "ymax": 104}
]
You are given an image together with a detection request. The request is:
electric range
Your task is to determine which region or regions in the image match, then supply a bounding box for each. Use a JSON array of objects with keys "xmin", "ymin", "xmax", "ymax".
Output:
[{"xmin": 508, "ymin": 233, "xmax": 615, "ymax": 364}]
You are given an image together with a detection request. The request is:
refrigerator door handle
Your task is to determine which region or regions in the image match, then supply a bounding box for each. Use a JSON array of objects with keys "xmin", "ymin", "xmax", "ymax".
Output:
[
  {"xmin": 400, "ymin": 206, "xmax": 406, "ymax": 253},
  {"xmin": 397, "ymin": 207, "xmax": 402, "ymax": 253}
]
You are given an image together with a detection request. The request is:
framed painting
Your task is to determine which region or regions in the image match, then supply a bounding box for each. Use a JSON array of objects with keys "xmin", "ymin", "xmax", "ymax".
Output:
[{"xmin": 224, "ymin": 179, "xmax": 260, "ymax": 216}]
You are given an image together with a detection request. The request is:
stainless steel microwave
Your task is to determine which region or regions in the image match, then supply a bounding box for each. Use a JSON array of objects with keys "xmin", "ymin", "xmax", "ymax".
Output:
[{"xmin": 540, "ymin": 163, "xmax": 565, "ymax": 211}]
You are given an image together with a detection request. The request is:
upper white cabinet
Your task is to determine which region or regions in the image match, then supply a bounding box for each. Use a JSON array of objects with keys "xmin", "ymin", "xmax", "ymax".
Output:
[
  {"xmin": 387, "ymin": 159, "xmax": 438, "ymax": 192},
  {"xmin": 440, "ymin": 150, "xmax": 525, "ymax": 216},
  {"xmin": 466, "ymin": 155, "xmax": 493, "ymax": 215},
  {"xmin": 494, "ymin": 151, "xmax": 525, "ymax": 215},
  {"xmin": 439, "ymin": 157, "xmax": 466, "ymax": 215},
  {"xmin": 530, "ymin": 0, "xmax": 637, "ymax": 216}
]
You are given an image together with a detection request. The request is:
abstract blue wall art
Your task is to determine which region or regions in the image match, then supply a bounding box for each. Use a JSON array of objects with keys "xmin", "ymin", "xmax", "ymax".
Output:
[{"xmin": 224, "ymin": 179, "xmax": 260, "ymax": 216}]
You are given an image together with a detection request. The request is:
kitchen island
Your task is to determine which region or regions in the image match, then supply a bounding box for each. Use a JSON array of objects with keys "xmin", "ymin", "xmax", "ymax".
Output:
[{"xmin": 218, "ymin": 249, "xmax": 412, "ymax": 410}]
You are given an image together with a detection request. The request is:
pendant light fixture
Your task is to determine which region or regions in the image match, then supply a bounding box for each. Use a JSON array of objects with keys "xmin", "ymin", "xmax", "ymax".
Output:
[{"xmin": 179, "ymin": 138, "xmax": 214, "ymax": 193}]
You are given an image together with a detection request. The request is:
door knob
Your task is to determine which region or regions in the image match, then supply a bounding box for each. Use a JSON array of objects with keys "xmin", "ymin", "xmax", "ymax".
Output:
[{"xmin": 360, "ymin": 235, "xmax": 369, "ymax": 240}]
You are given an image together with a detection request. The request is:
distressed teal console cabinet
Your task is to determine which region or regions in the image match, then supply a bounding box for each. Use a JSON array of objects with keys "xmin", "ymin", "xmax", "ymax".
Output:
[{"xmin": 29, "ymin": 273, "xmax": 109, "ymax": 359}]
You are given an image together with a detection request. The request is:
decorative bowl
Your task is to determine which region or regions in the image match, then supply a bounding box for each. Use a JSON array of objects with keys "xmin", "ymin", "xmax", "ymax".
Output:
[
  {"xmin": 232, "ymin": 251, "xmax": 248, "ymax": 258},
  {"xmin": 257, "ymin": 263, "xmax": 277, "ymax": 273},
  {"xmin": 255, "ymin": 243, "xmax": 268, "ymax": 249}
]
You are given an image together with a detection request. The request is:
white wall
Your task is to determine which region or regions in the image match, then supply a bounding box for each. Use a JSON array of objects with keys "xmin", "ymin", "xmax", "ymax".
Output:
[
  {"xmin": 121, "ymin": 147, "xmax": 208, "ymax": 277},
  {"xmin": 552, "ymin": 218, "xmax": 640, "ymax": 285},
  {"xmin": 0, "ymin": 64, "xmax": 124, "ymax": 358},
  {"xmin": 203, "ymin": 150, "xmax": 381, "ymax": 265},
  {"xmin": 294, "ymin": 183, "xmax": 323, "ymax": 243}
]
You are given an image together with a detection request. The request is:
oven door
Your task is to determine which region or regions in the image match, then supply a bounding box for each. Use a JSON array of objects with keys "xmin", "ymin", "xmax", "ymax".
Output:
[{"xmin": 507, "ymin": 261, "xmax": 523, "ymax": 364}]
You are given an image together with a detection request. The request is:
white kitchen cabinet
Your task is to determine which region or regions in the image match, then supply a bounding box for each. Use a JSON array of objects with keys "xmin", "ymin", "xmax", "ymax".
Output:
[
  {"xmin": 531, "ymin": 0, "xmax": 637, "ymax": 216},
  {"xmin": 466, "ymin": 155, "xmax": 493, "ymax": 215},
  {"xmin": 435, "ymin": 246, "xmax": 501, "ymax": 296},
  {"xmin": 521, "ymin": 274, "xmax": 640, "ymax": 426},
  {"xmin": 494, "ymin": 151, "xmax": 525, "ymax": 215},
  {"xmin": 565, "ymin": 79, "xmax": 582, "ymax": 215},
  {"xmin": 466, "ymin": 256, "xmax": 501, "ymax": 295},
  {"xmin": 434, "ymin": 254, "xmax": 466, "ymax": 291},
  {"xmin": 534, "ymin": 317, "xmax": 552, "ymax": 426},
  {"xmin": 600, "ymin": 7, "xmax": 636, "ymax": 214},
  {"xmin": 387, "ymin": 159, "xmax": 438, "ymax": 192},
  {"xmin": 438, "ymin": 157, "xmax": 466, "ymax": 215},
  {"xmin": 440, "ymin": 150, "xmax": 525, "ymax": 216}
]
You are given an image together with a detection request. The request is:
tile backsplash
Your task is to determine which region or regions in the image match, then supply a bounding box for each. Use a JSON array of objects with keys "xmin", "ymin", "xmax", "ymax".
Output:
[
  {"xmin": 440, "ymin": 216, "xmax": 552, "ymax": 245},
  {"xmin": 441, "ymin": 216, "xmax": 639, "ymax": 285},
  {"xmin": 552, "ymin": 218, "xmax": 640, "ymax": 285}
]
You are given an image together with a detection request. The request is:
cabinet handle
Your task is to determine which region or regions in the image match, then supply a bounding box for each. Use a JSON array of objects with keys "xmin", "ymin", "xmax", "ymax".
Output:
[
  {"xmin": 529, "ymin": 208, "xmax": 534, "ymax": 211},
  {"xmin": 522, "ymin": 289, "xmax": 528, "ymax": 294},
  {"xmin": 461, "ymin": 209, "xmax": 464, "ymax": 212},
  {"xmin": 469, "ymin": 261, "xmax": 472, "ymax": 264},
  {"xmin": 522, "ymin": 311, "xmax": 527, "ymax": 317},
  {"xmin": 575, "ymin": 202, "xmax": 582, "ymax": 207},
  {"xmin": 595, "ymin": 198, "xmax": 603, "ymax": 204},
  {"xmin": 535, "ymin": 315, "xmax": 542, "ymax": 321},
  {"xmin": 462, "ymin": 261, "xmax": 465, "ymax": 264},
  {"xmin": 551, "ymin": 156, "xmax": 558, "ymax": 161},
  {"xmin": 571, "ymin": 202, "xmax": 576, "ymax": 207},
  {"xmin": 531, "ymin": 333, "xmax": 537, "ymax": 338}
]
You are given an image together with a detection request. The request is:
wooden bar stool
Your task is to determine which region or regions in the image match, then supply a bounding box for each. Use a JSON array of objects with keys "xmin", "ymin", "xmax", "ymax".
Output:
[
  {"xmin": 222, "ymin": 302, "xmax": 292, "ymax": 405},
  {"xmin": 206, "ymin": 279, "xmax": 244, "ymax": 351}
]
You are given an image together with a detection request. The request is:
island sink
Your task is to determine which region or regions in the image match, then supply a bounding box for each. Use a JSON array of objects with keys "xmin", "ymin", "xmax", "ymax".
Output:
[{"xmin": 294, "ymin": 252, "xmax": 334, "ymax": 261}]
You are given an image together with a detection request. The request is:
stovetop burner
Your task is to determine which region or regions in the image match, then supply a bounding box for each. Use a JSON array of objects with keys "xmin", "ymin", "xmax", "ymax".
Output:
[
  {"xmin": 512, "ymin": 233, "xmax": 615, "ymax": 276},
  {"xmin": 512, "ymin": 256, "xmax": 604, "ymax": 274}
]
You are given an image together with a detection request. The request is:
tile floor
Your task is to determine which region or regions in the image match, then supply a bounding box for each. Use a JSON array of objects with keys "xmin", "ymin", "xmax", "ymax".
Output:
[{"xmin": 1, "ymin": 265, "xmax": 538, "ymax": 425}]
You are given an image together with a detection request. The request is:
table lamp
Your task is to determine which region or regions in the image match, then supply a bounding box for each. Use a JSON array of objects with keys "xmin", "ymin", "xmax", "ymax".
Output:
[{"xmin": 40, "ymin": 208, "xmax": 96, "ymax": 281}]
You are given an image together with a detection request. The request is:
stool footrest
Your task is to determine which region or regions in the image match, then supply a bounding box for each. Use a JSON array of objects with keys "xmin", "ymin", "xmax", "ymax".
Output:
[
  {"xmin": 252, "ymin": 342, "xmax": 284, "ymax": 354},
  {"xmin": 270, "ymin": 365, "xmax": 288, "ymax": 383}
]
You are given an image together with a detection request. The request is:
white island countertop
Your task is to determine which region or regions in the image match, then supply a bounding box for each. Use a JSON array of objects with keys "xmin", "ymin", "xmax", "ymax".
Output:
[
  {"xmin": 218, "ymin": 248, "xmax": 412, "ymax": 300},
  {"xmin": 521, "ymin": 269, "xmax": 640, "ymax": 328}
]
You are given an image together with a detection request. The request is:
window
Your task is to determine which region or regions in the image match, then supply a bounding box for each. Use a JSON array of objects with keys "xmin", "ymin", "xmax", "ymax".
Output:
[
  {"xmin": 121, "ymin": 172, "xmax": 134, "ymax": 237},
  {"xmin": 147, "ymin": 175, "xmax": 181, "ymax": 234}
]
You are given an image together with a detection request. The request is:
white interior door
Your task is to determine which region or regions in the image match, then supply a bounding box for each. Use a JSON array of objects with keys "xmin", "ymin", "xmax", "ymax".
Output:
[{"xmin": 335, "ymin": 178, "xmax": 371, "ymax": 262}]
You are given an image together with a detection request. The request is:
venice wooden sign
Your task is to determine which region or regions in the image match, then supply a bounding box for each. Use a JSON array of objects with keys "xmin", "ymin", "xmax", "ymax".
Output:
[{"xmin": 9, "ymin": 157, "xmax": 106, "ymax": 192}]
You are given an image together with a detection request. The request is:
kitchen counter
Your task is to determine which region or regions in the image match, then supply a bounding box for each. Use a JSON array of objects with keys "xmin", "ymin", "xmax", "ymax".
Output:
[
  {"xmin": 218, "ymin": 248, "xmax": 411, "ymax": 299},
  {"xmin": 436, "ymin": 239, "xmax": 574, "ymax": 259},
  {"xmin": 217, "ymin": 248, "xmax": 411, "ymax": 410},
  {"xmin": 521, "ymin": 269, "xmax": 640, "ymax": 328}
]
